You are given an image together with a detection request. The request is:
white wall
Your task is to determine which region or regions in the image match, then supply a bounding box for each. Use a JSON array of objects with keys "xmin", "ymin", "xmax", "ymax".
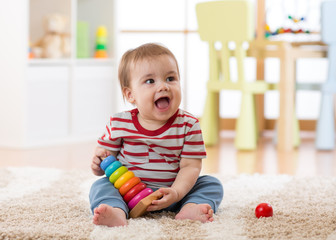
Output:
[{"xmin": 0, "ymin": 1, "xmax": 28, "ymax": 147}]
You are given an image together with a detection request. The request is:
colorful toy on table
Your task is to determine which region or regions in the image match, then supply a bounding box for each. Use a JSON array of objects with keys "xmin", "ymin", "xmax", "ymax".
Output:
[
  {"xmin": 265, "ymin": 15, "xmax": 310, "ymax": 38},
  {"xmin": 94, "ymin": 26, "xmax": 108, "ymax": 58},
  {"xmin": 288, "ymin": 15, "xmax": 305, "ymax": 24},
  {"xmin": 100, "ymin": 155, "xmax": 162, "ymax": 218},
  {"xmin": 265, "ymin": 25, "xmax": 309, "ymax": 38}
]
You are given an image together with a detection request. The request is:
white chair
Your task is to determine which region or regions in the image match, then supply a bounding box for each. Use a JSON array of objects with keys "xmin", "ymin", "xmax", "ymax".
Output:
[{"xmin": 315, "ymin": 0, "xmax": 336, "ymax": 150}]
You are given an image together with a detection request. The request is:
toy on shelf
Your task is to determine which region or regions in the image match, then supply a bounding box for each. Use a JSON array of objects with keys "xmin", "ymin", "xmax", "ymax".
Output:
[
  {"xmin": 28, "ymin": 41, "xmax": 34, "ymax": 59},
  {"xmin": 31, "ymin": 13, "xmax": 71, "ymax": 58},
  {"xmin": 76, "ymin": 21, "xmax": 89, "ymax": 58},
  {"xmin": 94, "ymin": 26, "xmax": 108, "ymax": 58},
  {"xmin": 100, "ymin": 155, "xmax": 163, "ymax": 218}
]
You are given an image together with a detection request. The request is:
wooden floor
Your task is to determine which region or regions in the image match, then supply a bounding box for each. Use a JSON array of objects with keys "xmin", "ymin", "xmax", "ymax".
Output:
[{"xmin": 1, "ymin": 131, "xmax": 335, "ymax": 177}]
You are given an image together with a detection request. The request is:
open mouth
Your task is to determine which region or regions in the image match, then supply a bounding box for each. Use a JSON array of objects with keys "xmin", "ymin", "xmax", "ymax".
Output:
[{"xmin": 155, "ymin": 97, "xmax": 170, "ymax": 110}]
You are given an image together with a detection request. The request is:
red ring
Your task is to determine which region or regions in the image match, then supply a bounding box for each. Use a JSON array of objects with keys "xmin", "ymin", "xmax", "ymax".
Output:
[{"xmin": 123, "ymin": 182, "xmax": 146, "ymax": 203}]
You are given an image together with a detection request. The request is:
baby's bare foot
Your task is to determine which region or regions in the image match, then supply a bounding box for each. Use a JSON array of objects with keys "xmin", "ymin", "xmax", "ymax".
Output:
[
  {"xmin": 175, "ymin": 203, "xmax": 214, "ymax": 223},
  {"xmin": 93, "ymin": 204, "xmax": 127, "ymax": 227}
]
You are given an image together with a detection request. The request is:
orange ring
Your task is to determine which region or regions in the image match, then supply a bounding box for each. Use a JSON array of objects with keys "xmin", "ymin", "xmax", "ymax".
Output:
[
  {"xmin": 119, "ymin": 176, "xmax": 141, "ymax": 196},
  {"xmin": 114, "ymin": 171, "xmax": 135, "ymax": 189}
]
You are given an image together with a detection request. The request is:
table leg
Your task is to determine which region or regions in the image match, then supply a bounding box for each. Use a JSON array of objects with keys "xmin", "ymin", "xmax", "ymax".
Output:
[{"xmin": 278, "ymin": 43, "xmax": 295, "ymax": 151}]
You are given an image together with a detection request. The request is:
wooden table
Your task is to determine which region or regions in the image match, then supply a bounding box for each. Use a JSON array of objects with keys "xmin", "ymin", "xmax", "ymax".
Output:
[{"xmin": 249, "ymin": 40, "xmax": 327, "ymax": 151}]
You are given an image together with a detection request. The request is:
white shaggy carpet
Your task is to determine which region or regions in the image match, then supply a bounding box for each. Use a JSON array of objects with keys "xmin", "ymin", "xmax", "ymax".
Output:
[{"xmin": 0, "ymin": 167, "xmax": 336, "ymax": 239}]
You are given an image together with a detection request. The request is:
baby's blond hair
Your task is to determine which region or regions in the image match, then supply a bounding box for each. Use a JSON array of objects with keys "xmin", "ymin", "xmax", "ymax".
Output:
[{"xmin": 118, "ymin": 43, "xmax": 180, "ymax": 94}]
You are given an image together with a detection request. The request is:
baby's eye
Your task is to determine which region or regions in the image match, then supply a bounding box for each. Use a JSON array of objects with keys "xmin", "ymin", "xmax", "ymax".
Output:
[
  {"xmin": 145, "ymin": 79, "xmax": 155, "ymax": 84},
  {"xmin": 166, "ymin": 77, "xmax": 175, "ymax": 82}
]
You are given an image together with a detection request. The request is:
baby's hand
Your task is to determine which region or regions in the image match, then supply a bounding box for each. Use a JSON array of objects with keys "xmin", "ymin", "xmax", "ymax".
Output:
[
  {"xmin": 147, "ymin": 188, "xmax": 179, "ymax": 212},
  {"xmin": 91, "ymin": 146, "xmax": 112, "ymax": 176}
]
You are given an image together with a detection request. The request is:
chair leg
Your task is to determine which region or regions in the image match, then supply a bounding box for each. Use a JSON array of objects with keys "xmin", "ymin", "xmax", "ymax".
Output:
[
  {"xmin": 273, "ymin": 108, "xmax": 300, "ymax": 148},
  {"xmin": 200, "ymin": 91, "xmax": 219, "ymax": 146},
  {"xmin": 235, "ymin": 93, "xmax": 257, "ymax": 150},
  {"xmin": 316, "ymin": 93, "xmax": 335, "ymax": 150}
]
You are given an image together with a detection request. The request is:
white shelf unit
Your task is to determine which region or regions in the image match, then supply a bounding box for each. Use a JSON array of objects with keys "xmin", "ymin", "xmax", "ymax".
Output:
[{"xmin": 0, "ymin": 0, "xmax": 118, "ymax": 148}]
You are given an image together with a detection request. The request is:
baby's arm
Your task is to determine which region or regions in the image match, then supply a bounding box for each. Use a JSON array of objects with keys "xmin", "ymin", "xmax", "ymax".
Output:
[
  {"xmin": 147, "ymin": 157, "xmax": 202, "ymax": 211},
  {"xmin": 91, "ymin": 146, "xmax": 118, "ymax": 176}
]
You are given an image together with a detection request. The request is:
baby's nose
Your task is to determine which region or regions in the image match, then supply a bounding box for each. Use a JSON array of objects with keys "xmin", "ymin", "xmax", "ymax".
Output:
[{"xmin": 158, "ymin": 81, "xmax": 169, "ymax": 91}]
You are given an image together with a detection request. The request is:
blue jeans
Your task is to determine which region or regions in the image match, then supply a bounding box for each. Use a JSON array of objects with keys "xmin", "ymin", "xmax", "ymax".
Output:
[{"xmin": 89, "ymin": 175, "xmax": 223, "ymax": 218}]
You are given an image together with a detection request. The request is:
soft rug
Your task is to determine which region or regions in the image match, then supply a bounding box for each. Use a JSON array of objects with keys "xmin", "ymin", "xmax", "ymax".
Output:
[{"xmin": 0, "ymin": 167, "xmax": 336, "ymax": 240}]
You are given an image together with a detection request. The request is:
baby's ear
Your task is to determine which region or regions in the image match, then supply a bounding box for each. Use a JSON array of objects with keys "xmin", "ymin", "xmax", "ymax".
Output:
[{"xmin": 123, "ymin": 87, "xmax": 135, "ymax": 104}]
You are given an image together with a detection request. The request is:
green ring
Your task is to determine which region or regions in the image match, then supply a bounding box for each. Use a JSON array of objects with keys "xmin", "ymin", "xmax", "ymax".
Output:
[{"xmin": 109, "ymin": 166, "xmax": 128, "ymax": 184}]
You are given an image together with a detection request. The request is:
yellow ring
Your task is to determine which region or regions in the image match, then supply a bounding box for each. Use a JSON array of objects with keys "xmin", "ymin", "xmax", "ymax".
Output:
[
  {"xmin": 114, "ymin": 171, "xmax": 135, "ymax": 189},
  {"xmin": 109, "ymin": 166, "xmax": 128, "ymax": 184}
]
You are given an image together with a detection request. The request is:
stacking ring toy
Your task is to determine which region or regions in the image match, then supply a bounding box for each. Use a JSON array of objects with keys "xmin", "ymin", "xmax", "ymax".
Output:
[{"xmin": 100, "ymin": 156, "xmax": 163, "ymax": 218}]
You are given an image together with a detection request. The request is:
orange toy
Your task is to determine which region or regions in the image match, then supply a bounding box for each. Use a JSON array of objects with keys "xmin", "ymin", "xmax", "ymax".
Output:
[{"xmin": 94, "ymin": 50, "xmax": 108, "ymax": 58}]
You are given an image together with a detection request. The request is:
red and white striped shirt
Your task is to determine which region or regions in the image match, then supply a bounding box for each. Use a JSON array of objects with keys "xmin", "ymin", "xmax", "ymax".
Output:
[{"xmin": 98, "ymin": 108, "xmax": 206, "ymax": 188}]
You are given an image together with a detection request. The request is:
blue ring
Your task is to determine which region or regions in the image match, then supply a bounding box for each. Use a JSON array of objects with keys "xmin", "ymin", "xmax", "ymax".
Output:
[{"xmin": 100, "ymin": 155, "xmax": 117, "ymax": 170}]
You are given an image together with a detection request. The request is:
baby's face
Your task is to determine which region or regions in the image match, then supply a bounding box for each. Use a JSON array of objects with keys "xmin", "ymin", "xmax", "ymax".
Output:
[{"xmin": 124, "ymin": 55, "xmax": 181, "ymax": 127}]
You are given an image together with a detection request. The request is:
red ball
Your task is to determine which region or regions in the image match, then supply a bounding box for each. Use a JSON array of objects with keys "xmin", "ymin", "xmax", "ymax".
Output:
[{"xmin": 255, "ymin": 203, "xmax": 273, "ymax": 218}]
